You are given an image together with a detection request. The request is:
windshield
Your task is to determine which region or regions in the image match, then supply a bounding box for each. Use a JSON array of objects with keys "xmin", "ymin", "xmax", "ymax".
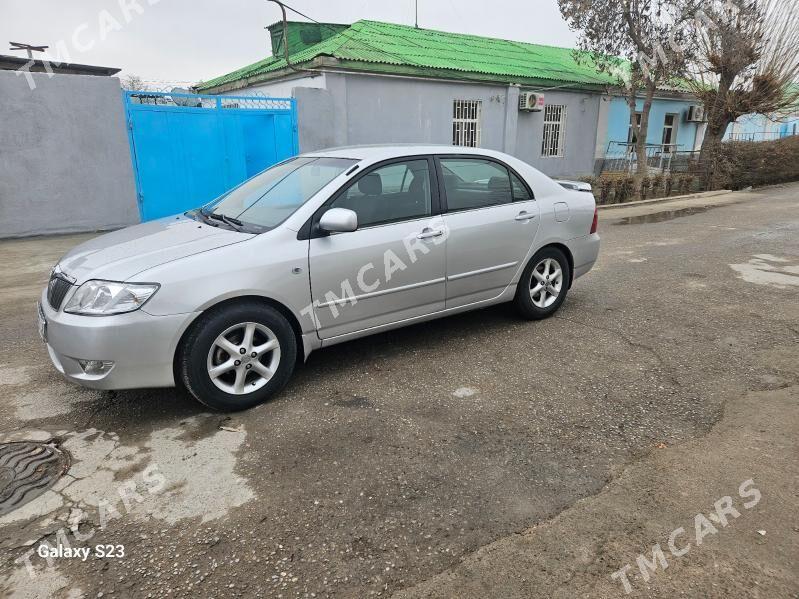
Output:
[{"xmin": 201, "ymin": 157, "xmax": 356, "ymax": 229}]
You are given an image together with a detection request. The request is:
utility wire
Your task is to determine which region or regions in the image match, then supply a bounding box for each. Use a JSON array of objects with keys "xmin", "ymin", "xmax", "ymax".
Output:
[
  {"xmin": 267, "ymin": 0, "xmax": 597, "ymax": 92},
  {"xmin": 271, "ymin": 0, "xmax": 431, "ymax": 69},
  {"xmin": 266, "ymin": 0, "xmax": 313, "ymax": 73}
]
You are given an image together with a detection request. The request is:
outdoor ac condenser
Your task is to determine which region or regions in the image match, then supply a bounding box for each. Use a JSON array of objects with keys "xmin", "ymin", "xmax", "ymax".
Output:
[
  {"xmin": 519, "ymin": 92, "xmax": 545, "ymax": 112},
  {"xmin": 686, "ymin": 105, "xmax": 706, "ymax": 122}
]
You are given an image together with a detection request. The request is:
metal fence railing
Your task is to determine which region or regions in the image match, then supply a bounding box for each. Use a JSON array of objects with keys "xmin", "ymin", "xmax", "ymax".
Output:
[
  {"xmin": 125, "ymin": 90, "xmax": 294, "ymax": 111},
  {"xmin": 726, "ymin": 131, "xmax": 797, "ymax": 142},
  {"xmin": 600, "ymin": 141, "xmax": 692, "ymax": 175}
]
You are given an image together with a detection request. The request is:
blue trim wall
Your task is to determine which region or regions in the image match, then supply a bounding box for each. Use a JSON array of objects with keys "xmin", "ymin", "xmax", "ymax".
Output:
[
  {"xmin": 605, "ymin": 96, "xmax": 703, "ymax": 152},
  {"xmin": 724, "ymin": 113, "xmax": 799, "ymax": 141}
]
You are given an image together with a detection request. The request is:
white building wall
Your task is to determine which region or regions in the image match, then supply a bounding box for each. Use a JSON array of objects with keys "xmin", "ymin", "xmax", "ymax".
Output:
[{"xmin": 234, "ymin": 73, "xmax": 327, "ymax": 98}]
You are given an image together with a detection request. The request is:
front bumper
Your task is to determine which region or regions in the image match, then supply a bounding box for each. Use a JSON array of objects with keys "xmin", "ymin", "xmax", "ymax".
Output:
[{"xmin": 39, "ymin": 289, "xmax": 198, "ymax": 390}]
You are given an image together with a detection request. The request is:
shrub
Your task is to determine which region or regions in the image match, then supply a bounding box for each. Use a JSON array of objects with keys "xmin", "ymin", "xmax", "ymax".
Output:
[
  {"xmin": 598, "ymin": 177, "xmax": 613, "ymax": 204},
  {"xmin": 664, "ymin": 176, "xmax": 674, "ymax": 196},
  {"xmin": 709, "ymin": 135, "xmax": 799, "ymax": 190},
  {"xmin": 651, "ymin": 174, "xmax": 665, "ymax": 197},
  {"xmin": 640, "ymin": 176, "xmax": 652, "ymax": 200}
]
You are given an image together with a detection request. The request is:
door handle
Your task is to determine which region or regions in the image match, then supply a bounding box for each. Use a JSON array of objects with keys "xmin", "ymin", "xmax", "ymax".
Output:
[
  {"xmin": 515, "ymin": 211, "xmax": 536, "ymax": 221},
  {"xmin": 417, "ymin": 227, "xmax": 444, "ymax": 240}
]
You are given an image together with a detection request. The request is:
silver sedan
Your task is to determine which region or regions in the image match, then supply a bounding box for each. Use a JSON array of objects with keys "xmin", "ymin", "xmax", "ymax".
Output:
[{"xmin": 39, "ymin": 145, "xmax": 599, "ymax": 411}]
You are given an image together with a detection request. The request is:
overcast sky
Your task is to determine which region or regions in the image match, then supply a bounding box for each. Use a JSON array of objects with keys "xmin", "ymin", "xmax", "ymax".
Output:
[{"xmin": 2, "ymin": 0, "xmax": 578, "ymax": 87}]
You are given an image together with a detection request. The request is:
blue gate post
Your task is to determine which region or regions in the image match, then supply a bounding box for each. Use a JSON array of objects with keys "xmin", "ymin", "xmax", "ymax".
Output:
[
  {"xmin": 122, "ymin": 91, "xmax": 145, "ymax": 218},
  {"xmin": 291, "ymin": 97, "xmax": 300, "ymax": 154}
]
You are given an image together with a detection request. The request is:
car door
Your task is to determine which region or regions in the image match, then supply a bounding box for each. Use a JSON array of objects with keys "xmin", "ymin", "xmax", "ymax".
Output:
[
  {"xmin": 308, "ymin": 157, "xmax": 447, "ymax": 340},
  {"xmin": 436, "ymin": 156, "xmax": 540, "ymax": 308}
]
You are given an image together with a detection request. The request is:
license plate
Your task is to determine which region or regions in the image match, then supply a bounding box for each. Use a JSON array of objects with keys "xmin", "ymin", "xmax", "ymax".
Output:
[{"xmin": 37, "ymin": 302, "xmax": 47, "ymax": 343}]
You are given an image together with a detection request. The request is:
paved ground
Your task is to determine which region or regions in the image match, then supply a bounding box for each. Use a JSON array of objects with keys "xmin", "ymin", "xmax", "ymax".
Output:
[{"xmin": 0, "ymin": 184, "xmax": 797, "ymax": 598}]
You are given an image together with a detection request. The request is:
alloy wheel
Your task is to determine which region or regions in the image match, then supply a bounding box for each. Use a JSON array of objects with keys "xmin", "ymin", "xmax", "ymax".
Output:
[
  {"xmin": 530, "ymin": 257, "xmax": 563, "ymax": 308},
  {"xmin": 206, "ymin": 322, "xmax": 281, "ymax": 395}
]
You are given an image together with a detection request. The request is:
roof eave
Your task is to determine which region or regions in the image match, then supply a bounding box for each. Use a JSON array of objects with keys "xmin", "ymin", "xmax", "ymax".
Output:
[
  {"xmin": 200, "ymin": 56, "xmax": 616, "ymax": 94},
  {"xmin": 197, "ymin": 57, "xmax": 330, "ymax": 94}
]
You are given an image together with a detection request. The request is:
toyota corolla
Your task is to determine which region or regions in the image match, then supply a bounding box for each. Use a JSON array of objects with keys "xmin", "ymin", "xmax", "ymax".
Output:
[{"xmin": 39, "ymin": 145, "xmax": 599, "ymax": 411}]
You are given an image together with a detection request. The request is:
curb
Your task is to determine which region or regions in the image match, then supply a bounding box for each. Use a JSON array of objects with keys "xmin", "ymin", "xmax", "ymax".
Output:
[{"xmin": 597, "ymin": 189, "xmax": 732, "ymax": 210}]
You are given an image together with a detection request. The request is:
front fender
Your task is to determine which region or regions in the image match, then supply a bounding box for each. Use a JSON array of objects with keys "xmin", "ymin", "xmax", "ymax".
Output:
[{"xmin": 139, "ymin": 228, "xmax": 315, "ymax": 334}]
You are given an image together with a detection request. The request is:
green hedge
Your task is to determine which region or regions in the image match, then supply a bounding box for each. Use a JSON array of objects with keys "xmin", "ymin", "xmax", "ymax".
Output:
[
  {"xmin": 584, "ymin": 135, "xmax": 799, "ymax": 204},
  {"xmin": 712, "ymin": 135, "xmax": 799, "ymax": 190}
]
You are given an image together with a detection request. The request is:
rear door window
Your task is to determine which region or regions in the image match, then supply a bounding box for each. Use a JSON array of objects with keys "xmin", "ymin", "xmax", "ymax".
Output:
[{"xmin": 439, "ymin": 158, "xmax": 513, "ymax": 212}]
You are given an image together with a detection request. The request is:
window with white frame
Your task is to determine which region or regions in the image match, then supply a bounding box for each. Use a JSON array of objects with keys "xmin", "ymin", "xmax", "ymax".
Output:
[
  {"xmin": 661, "ymin": 113, "xmax": 678, "ymax": 153},
  {"xmin": 541, "ymin": 104, "xmax": 567, "ymax": 157},
  {"xmin": 452, "ymin": 100, "xmax": 482, "ymax": 147}
]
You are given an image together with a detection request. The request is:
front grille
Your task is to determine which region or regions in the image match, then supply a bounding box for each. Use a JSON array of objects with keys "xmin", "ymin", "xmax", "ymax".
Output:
[{"xmin": 47, "ymin": 273, "xmax": 72, "ymax": 310}]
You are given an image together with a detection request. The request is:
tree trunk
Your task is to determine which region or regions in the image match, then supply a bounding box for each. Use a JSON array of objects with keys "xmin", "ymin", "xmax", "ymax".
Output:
[
  {"xmin": 635, "ymin": 81, "xmax": 657, "ymax": 180},
  {"xmin": 698, "ymin": 116, "xmax": 732, "ymax": 190},
  {"xmin": 698, "ymin": 73, "xmax": 735, "ymax": 188},
  {"xmin": 625, "ymin": 86, "xmax": 639, "ymax": 176}
]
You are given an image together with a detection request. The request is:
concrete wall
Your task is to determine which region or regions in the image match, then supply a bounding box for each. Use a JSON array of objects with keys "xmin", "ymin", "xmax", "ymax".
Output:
[
  {"xmin": 289, "ymin": 72, "xmax": 602, "ymax": 177},
  {"xmin": 235, "ymin": 73, "xmax": 326, "ymax": 99},
  {"xmin": 294, "ymin": 87, "xmax": 337, "ymax": 151},
  {"xmin": 514, "ymin": 90, "xmax": 602, "ymax": 178},
  {"xmin": 0, "ymin": 70, "xmax": 139, "ymax": 238},
  {"xmin": 337, "ymin": 73, "xmax": 510, "ymax": 150}
]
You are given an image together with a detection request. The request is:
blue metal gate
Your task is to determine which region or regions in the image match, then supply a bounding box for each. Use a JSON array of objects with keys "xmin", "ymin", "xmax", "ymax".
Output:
[{"xmin": 124, "ymin": 91, "xmax": 298, "ymax": 221}]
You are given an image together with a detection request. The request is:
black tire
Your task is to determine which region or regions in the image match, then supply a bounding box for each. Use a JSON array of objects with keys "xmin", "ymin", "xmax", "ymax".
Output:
[
  {"xmin": 513, "ymin": 247, "xmax": 571, "ymax": 320},
  {"xmin": 177, "ymin": 301, "xmax": 297, "ymax": 411}
]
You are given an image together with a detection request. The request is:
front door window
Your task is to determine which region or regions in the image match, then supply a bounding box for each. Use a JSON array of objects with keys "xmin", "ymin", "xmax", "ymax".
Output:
[{"xmin": 330, "ymin": 160, "xmax": 432, "ymax": 228}]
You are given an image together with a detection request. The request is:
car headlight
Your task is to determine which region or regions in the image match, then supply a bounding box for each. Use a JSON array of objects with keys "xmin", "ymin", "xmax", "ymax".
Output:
[{"xmin": 64, "ymin": 280, "xmax": 160, "ymax": 315}]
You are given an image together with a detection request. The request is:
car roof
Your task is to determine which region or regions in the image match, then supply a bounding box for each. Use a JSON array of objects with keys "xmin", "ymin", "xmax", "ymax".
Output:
[{"xmin": 301, "ymin": 144, "xmax": 511, "ymax": 162}]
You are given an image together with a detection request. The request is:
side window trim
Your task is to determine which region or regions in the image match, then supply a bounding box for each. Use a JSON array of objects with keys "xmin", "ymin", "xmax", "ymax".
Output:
[
  {"xmin": 304, "ymin": 155, "xmax": 441, "ymax": 239},
  {"xmin": 509, "ymin": 171, "xmax": 534, "ymax": 202},
  {"xmin": 433, "ymin": 154, "xmax": 535, "ymax": 214}
]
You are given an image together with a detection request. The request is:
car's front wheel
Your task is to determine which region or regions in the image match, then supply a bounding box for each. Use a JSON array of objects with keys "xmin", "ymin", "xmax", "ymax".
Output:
[
  {"xmin": 514, "ymin": 247, "xmax": 571, "ymax": 320},
  {"xmin": 178, "ymin": 301, "xmax": 297, "ymax": 411}
]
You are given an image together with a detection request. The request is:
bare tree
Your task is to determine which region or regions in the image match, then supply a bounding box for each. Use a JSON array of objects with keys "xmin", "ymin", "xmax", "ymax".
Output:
[
  {"xmin": 686, "ymin": 0, "xmax": 799, "ymax": 161},
  {"xmin": 559, "ymin": 0, "xmax": 696, "ymax": 179},
  {"xmin": 121, "ymin": 74, "xmax": 150, "ymax": 91}
]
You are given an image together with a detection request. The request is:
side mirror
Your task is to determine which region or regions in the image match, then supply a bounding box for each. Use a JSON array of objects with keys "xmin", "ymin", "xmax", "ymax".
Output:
[{"xmin": 319, "ymin": 208, "xmax": 358, "ymax": 233}]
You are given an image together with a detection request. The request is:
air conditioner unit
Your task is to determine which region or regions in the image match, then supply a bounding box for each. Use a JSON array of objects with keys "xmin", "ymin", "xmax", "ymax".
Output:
[
  {"xmin": 686, "ymin": 105, "xmax": 706, "ymax": 122},
  {"xmin": 519, "ymin": 91, "xmax": 544, "ymax": 112}
]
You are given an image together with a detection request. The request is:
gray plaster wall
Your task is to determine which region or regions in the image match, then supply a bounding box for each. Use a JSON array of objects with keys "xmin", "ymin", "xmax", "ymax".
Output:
[
  {"xmin": 291, "ymin": 73, "xmax": 601, "ymax": 178},
  {"xmin": 0, "ymin": 70, "xmax": 139, "ymax": 238},
  {"xmin": 334, "ymin": 73, "xmax": 511, "ymax": 151},
  {"xmin": 514, "ymin": 90, "xmax": 602, "ymax": 178},
  {"xmin": 295, "ymin": 86, "xmax": 337, "ymax": 152}
]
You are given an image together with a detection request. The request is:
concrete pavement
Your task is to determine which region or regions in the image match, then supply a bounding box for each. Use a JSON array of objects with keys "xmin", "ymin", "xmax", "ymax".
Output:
[{"xmin": 1, "ymin": 184, "xmax": 797, "ymax": 598}]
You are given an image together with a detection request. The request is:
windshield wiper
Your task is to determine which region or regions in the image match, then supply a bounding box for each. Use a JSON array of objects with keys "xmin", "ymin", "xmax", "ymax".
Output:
[{"xmin": 203, "ymin": 210, "xmax": 246, "ymax": 231}]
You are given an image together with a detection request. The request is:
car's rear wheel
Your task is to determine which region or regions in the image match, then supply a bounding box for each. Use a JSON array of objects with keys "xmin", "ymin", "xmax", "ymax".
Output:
[
  {"xmin": 178, "ymin": 302, "xmax": 296, "ymax": 411},
  {"xmin": 514, "ymin": 247, "xmax": 570, "ymax": 320}
]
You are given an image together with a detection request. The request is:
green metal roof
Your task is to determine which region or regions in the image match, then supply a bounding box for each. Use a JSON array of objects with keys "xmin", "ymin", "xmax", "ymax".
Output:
[{"xmin": 198, "ymin": 20, "xmax": 623, "ymax": 92}]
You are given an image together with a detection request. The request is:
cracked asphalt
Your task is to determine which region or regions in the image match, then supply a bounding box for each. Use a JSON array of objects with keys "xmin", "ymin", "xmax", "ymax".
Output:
[{"xmin": 1, "ymin": 184, "xmax": 797, "ymax": 598}]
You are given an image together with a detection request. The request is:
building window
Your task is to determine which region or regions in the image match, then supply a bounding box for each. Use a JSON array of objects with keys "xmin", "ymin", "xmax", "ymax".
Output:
[
  {"xmin": 627, "ymin": 112, "xmax": 643, "ymax": 145},
  {"xmin": 661, "ymin": 113, "xmax": 678, "ymax": 152},
  {"xmin": 541, "ymin": 104, "xmax": 567, "ymax": 157},
  {"xmin": 452, "ymin": 100, "xmax": 482, "ymax": 147}
]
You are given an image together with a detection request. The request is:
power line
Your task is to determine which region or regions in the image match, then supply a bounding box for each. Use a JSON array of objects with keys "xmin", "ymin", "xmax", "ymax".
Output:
[
  {"xmin": 266, "ymin": 1, "xmax": 595, "ymax": 92},
  {"xmin": 270, "ymin": 0, "xmax": 430, "ymax": 69},
  {"xmin": 266, "ymin": 0, "xmax": 313, "ymax": 74}
]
